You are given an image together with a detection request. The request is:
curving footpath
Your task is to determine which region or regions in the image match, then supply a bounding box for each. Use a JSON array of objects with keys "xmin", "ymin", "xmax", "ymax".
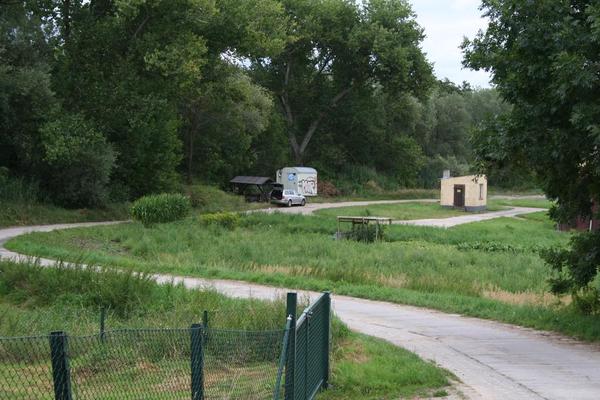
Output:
[{"xmin": 2, "ymin": 208, "xmax": 600, "ymax": 399}]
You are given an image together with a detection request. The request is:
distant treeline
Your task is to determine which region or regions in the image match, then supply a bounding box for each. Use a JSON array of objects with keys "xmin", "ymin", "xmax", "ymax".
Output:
[{"xmin": 0, "ymin": 0, "xmax": 525, "ymax": 207}]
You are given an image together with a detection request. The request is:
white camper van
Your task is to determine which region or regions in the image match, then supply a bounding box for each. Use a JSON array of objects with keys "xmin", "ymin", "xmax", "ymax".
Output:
[{"xmin": 275, "ymin": 167, "xmax": 318, "ymax": 196}]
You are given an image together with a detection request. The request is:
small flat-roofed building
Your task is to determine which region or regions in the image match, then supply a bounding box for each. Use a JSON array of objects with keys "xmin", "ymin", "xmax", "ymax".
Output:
[{"xmin": 440, "ymin": 172, "xmax": 487, "ymax": 212}]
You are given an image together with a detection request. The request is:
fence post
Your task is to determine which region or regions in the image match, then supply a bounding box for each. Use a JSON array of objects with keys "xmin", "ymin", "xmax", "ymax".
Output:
[
  {"xmin": 202, "ymin": 310, "xmax": 209, "ymax": 328},
  {"xmin": 322, "ymin": 292, "xmax": 331, "ymax": 389},
  {"xmin": 99, "ymin": 307, "xmax": 106, "ymax": 343},
  {"xmin": 49, "ymin": 331, "xmax": 72, "ymax": 400},
  {"xmin": 190, "ymin": 323, "xmax": 204, "ymax": 400},
  {"xmin": 285, "ymin": 292, "xmax": 297, "ymax": 400}
]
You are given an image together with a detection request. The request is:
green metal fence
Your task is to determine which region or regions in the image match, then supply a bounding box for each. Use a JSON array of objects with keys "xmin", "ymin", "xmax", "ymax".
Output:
[
  {"xmin": 284, "ymin": 292, "xmax": 331, "ymax": 400},
  {"xmin": 0, "ymin": 292, "xmax": 331, "ymax": 400}
]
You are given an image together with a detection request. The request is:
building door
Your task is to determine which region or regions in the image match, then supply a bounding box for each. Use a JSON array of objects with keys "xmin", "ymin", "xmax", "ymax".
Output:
[{"xmin": 454, "ymin": 185, "xmax": 465, "ymax": 207}]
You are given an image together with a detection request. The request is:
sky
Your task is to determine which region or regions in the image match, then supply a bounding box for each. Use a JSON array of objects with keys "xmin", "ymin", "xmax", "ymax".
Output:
[{"xmin": 410, "ymin": 0, "xmax": 492, "ymax": 88}]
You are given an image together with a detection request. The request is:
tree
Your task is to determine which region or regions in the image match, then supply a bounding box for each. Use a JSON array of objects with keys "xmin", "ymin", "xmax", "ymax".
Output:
[
  {"xmin": 0, "ymin": 1, "xmax": 57, "ymax": 176},
  {"xmin": 180, "ymin": 0, "xmax": 288, "ymax": 183},
  {"xmin": 40, "ymin": 114, "xmax": 115, "ymax": 207},
  {"xmin": 253, "ymin": 0, "xmax": 433, "ymax": 164},
  {"xmin": 463, "ymin": 1, "xmax": 600, "ymax": 310}
]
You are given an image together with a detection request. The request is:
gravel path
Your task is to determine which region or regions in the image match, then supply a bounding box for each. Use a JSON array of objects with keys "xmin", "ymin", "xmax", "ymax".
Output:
[{"xmin": 4, "ymin": 199, "xmax": 597, "ymax": 400}]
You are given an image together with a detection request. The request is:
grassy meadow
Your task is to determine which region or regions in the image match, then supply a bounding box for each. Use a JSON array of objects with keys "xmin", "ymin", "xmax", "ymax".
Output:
[
  {"xmin": 8, "ymin": 200, "xmax": 600, "ymax": 341},
  {"xmin": 0, "ymin": 261, "xmax": 450, "ymax": 399}
]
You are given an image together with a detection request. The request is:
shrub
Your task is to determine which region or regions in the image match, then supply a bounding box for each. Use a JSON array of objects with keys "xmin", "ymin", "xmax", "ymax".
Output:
[
  {"xmin": 131, "ymin": 193, "xmax": 191, "ymax": 226},
  {"xmin": 40, "ymin": 114, "xmax": 115, "ymax": 208},
  {"xmin": 198, "ymin": 211, "xmax": 241, "ymax": 230},
  {"xmin": 0, "ymin": 168, "xmax": 42, "ymax": 203},
  {"xmin": 347, "ymin": 223, "xmax": 385, "ymax": 243},
  {"xmin": 544, "ymin": 230, "xmax": 600, "ymax": 314}
]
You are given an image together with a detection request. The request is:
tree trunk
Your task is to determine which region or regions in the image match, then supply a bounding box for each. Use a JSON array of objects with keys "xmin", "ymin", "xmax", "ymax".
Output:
[{"xmin": 287, "ymin": 86, "xmax": 353, "ymax": 165}]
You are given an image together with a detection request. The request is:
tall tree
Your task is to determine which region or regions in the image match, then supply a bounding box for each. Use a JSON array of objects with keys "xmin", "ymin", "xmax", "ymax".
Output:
[
  {"xmin": 463, "ymin": 1, "xmax": 600, "ymax": 309},
  {"xmin": 253, "ymin": 0, "xmax": 433, "ymax": 164}
]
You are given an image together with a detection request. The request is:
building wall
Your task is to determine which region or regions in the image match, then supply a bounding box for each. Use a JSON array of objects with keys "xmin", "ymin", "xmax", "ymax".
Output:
[{"xmin": 440, "ymin": 175, "xmax": 487, "ymax": 210}]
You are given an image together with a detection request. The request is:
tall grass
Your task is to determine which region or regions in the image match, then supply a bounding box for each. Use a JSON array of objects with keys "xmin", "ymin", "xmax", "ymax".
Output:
[
  {"xmin": 0, "ymin": 260, "xmax": 287, "ymax": 336},
  {"xmin": 9, "ymin": 210, "xmax": 600, "ymax": 341}
]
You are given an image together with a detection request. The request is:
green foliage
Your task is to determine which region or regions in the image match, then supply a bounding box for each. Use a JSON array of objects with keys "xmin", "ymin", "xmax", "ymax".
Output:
[
  {"xmin": 130, "ymin": 193, "xmax": 191, "ymax": 226},
  {"xmin": 543, "ymin": 231, "xmax": 600, "ymax": 314},
  {"xmin": 456, "ymin": 241, "xmax": 540, "ymax": 254},
  {"xmin": 40, "ymin": 114, "xmax": 115, "ymax": 207},
  {"xmin": 463, "ymin": 1, "xmax": 600, "ymax": 311},
  {"xmin": 0, "ymin": 170, "xmax": 41, "ymax": 204},
  {"xmin": 253, "ymin": 0, "xmax": 434, "ymax": 164},
  {"xmin": 463, "ymin": 1, "xmax": 600, "ymax": 219},
  {"xmin": 198, "ymin": 212, "xmax": 241, "ymax": 230}
]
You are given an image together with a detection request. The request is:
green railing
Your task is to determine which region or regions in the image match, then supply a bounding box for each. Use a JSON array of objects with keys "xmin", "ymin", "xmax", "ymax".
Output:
[{"xmin": 0, "ymin": 292, "xmax": 331, "ymax": 400}]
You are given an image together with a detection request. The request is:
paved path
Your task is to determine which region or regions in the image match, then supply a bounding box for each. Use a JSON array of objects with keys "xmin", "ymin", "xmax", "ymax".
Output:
[
  {"xmin": 394, "ymin": 206, "xmax": 546, "ymax": 227},
  {"xmin": 253, "ymin": 198, "xmax": 439, "ymax": 215},
  {"xmin": 4, "ymin": 201, "xmax": 600, "ymax": 399},
  {"xmin": 255, "ymin": 197, "xmax": 546, "ymax": 228}
]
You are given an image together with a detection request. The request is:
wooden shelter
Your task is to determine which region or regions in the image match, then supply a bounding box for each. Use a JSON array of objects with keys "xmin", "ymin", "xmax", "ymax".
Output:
[{"xmin": 229, "ymin": 176, "xmax": 274, "ymax": 202}]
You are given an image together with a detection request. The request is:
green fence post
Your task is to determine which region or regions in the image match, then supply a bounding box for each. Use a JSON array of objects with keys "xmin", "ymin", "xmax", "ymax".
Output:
[
  {"xmin": 49, "ymin": 331, "xmax": 72, "ymax": 400},
  {"xmin": 202, "ymin": 310, "xmax": 209, "ymax": 328},
  {"xmin": 322, "ymin": 292, "xmax": 331, "ymax": 389},
  {"xmin": 99, "ymin": 307, "xmax": 106, "ymax": 343},
  {"xmin": 285, "ymin": 292, "xmax": 297, "ymax": 400},
  {"xmin": 191, "ymin": 323, "xmax": 204, "ymax": 400}
]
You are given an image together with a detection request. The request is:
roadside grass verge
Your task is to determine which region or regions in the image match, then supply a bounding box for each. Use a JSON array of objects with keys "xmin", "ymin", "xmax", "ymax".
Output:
[
  {"xmin": 488, "ymin": 198, "xmax": 553, "ymax": 209},
  {"xmin": 0, "ymin": 201, "xmax": 130, "ymax": 228},
  {"xmin": 8, "ymin": 211, "xmax": 599, "ymax": 341},
  {"xmin": 323, "ymin": 322, "xmax": 452, "ymax": 400},
  {"xmin": 310, "ymin": 188, "xmax": 439, "ymax": 203},
  {"xmin": 0, "ymin": 260, "xmax": 450, "ymax": 399}
]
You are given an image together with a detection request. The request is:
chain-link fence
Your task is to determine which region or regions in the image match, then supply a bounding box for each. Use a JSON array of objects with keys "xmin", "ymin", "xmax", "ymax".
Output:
[{"xmin": 0, "ymin": 292, "xmax": 331, "ymax": 400}]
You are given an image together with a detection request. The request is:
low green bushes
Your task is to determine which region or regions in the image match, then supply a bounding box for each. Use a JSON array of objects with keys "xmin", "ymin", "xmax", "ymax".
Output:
[
  {"xmin": 131, "ymin": 193, "xmax": 191, "ymax": 226},
  {"xmin": 198, "ymin": 212, "xmax": 241, "ymax": 229}
]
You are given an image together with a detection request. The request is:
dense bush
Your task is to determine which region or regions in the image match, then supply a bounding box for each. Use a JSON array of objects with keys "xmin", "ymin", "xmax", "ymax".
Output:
[
  {"xmin": 198, "ymin": 211, "xmax": 241, "ymax": 230},
  {"xmin": 40, "ymin": 114, "xmax": 115, "ymax": 208},
  {"xmin": 544, "ymin": 231, "xmax": 600, "ymax": 314},
  {"xmin": 0, "ymin": 168, "xmax": 41, "ymax": 203},
  {"xmin": 130, "ymin": 193, "xmax": 191, "ymax": 226}
]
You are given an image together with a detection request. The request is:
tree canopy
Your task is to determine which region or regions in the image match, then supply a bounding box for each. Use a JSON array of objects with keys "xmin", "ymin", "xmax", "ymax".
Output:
[
  {"xmin": 0, "ymin": 0, "xmax": 510, "ymax": 207},
  {"xmin": 463, "ymin": 0, "xmax": 600, "ymax": 311}
]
